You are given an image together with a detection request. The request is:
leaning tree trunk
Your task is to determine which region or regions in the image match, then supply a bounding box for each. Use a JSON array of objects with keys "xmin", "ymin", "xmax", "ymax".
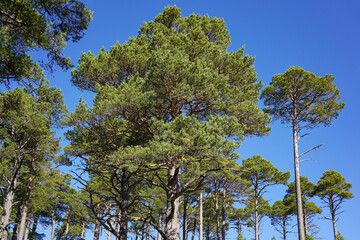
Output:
[
  {"xmin": 164, "ymin": 166, "xmax": 181, "ymax": 240},
  {"xmin": 30, "ymin": 214, "xmax": 39, "ymax": 240},
  {"xmin": 191, "ymin": 217, "xmax": 197, "ymax": 240},
  {"xmin": 199, "ymin": 192, "xmax": 203, "ymax": 240},
  {"xmin": 0, "ymin": 155, "xmax": 22, "ymax": 239},
  {"xmin": 18, "ymin": 177, "xmax": 32, "ymax": 240},
  {"xmin": 292, "ymin": 119, "xmax": 305, "ymax": 240},
  {"xmin": 93, "ymin": 205, "xmax": 101, "ymax": 240},
  {"xmin": 80, "ymin": 221, "xmax": 85, "ymax": 240}
]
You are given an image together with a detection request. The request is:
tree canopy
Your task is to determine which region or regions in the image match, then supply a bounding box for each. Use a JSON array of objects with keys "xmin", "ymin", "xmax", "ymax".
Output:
[{"xmin": 0, "ymin": 0, "xmax": 92, "ymax": 88}]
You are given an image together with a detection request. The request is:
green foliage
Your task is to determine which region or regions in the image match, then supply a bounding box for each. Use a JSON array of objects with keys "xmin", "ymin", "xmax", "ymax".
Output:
[
  {"xmin": 314, "ymin": 170, "xmax": 353, "ymax": 220},
  {"xmin": 271, "ymin": 236, "xmax": 277, "ymax": 240},
  {"xmin": 237, "ymin": 231, "xmax": 246, "ymax": 240},
  {"xmin": 261, "ymin": 66, "xmax": 345, "ymax": 129},
  {"xmin": 305, "ymin": 234, "xmax": 314, "ymax": 240},
  {"xmin": 335, "ymin": 232, "xmax": 346, "ymax": 240},
  {"xmin": 0, "ymin": 0, "xmax": 92, "ymax": 88},
  {"xmin": 65, "ymin": 6, "xmax": 271, "ymax": 236}
]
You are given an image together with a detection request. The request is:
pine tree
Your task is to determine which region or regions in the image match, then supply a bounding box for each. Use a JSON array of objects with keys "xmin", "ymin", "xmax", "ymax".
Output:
[
  {"xmin": 261, "ymin": 66, "xmax": 345, "ymax": 240},
  {"xmin": 314, "ymin": 170, "xmax": 353, "ymax": 240},
  {"xmin": 66, "ymin": 6, "xmax": 270, "ymax": 240},
  {"xmin": 0, "ymin": 0, "xmax": 92, "ymax": 88},
  {"xmin": 240, "ymin": 155, "xmax": 290, "ymax": 240}
]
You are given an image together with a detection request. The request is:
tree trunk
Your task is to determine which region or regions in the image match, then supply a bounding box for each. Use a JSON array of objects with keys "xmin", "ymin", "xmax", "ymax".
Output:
[
  {"xmin": 94, "ymin": 203, "xmax": 101, "ymax": 240},
  {"xmin": 23, "ymin": 218, "xmax": 31, "ymax": 240},
  {"xmin": 51, "ymin": 206, "xmax": 57, "ymax": 240},
  {"xmin": 11, "ymin": 204, "xmax": 21, "ymax": 240},
  {"xmin": 18, "ymin": 177, "xmax": 32, "ymax": 240},
  {"xmin": 118, "ymin": 168, "xmax": 129, "ymax": 240},
  {"xmin": 191, "ymin": 218, "xmax": 197, "ymax": 240},
  {"xmin": 0, "ymin": 155, "xmax": 22, "ymax": 240},
  {"xmin": 81, "ymin": 221, "xmax": 85, "ymax": 240},
  {"xmin": 283, "ymin": 218, "xmax": 286, "ymax": 240},
  {"xmin": 254, "ymin": 196, "xmax": 259, "ymax": 240},
  {"xmin": 221, "ymin": 189, "xmax": 226, "ymax": 240},
  {"xmin": 164, "ymin": 166, "xmax": 181, "ymax": 240},
  {"xmin": 292, "ymin": 121, "xmax": 305, "ymax": 240},
  {"xmin": 214, "ymin": 192, "xmax": 220, "ymax": 240},
  {"xmin": 199, "ymin": 192, "xmax": 203, "ymax": 240},
  {"xmin": 331, "ymin": 205, "xmax": 337, "ymax": 240},
  {"xmin": 65, "ymin": 210, "xmax": 71, "ymax": 237},
  {"xmin": 303, "ymin": 209, "xmax": 308, "ymax": 236},
  {"xmin": 205, "ymin": 219, "xmax": 210, "ymax": 240},
  {"xmin": 145, "ymin": 223, "xmax": 150, "ymax": 240},
  {"xmin": 183, "ymin": 197, "xmax": 188, "ymax": 240},
  {"xmin": 30, "ymin": 214, "xmax": 39, "ymax": 240},
  {"xmin": 157, "ymin": 213, "xmax": 162, "ymax": 240}
]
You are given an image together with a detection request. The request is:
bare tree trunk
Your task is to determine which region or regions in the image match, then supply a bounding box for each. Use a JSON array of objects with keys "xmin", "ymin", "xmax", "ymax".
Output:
[
  {"xmin": 107, "ymin": 202, "xmax": 115, "ymax": 240},
  {"xmin": 183, "ymin": 197, "xmax": 188, "ymax": 240},
  {"xmin": 164, "ymin": 166, "xmax": 181, "ymax": 240},
  {"xmin": 221, "ymin": 189, "xmax": 226, "ymax": 240},
  {"xmin": 199, "ymin": 192, "xmax": 203, "ymax": 240},
  {"xmin": 331, "ymin": 205, "xmax": 337, "ymax": 240},
  {"xmin": 157, "ymin": 213, "xmax": 162, "ymax": 240},
  {"xmin": 11, "ymin": 205, "xmax": 21, "ymax": 240},
  {"xmin": 255, "ymin": 196, "xmax": 259, "ymax": 240},
  {"xmin": 0, "ymin": 155, "xmax": 22, "ymax": 240},
  {"xmin": 30, "ymin": 214, "xmax": 39, "ymax": 240},
  {"xmin": 23, "ymin": 218, "xmax": 31, "ymax": 240},
  {"xmin": 292, "ymin": 121, "xmax": 305, "ymax": 240},
  {"xmin": 81, "ymin": 221, "xmax": 85, "ymax": 240},
  {"xmin": 283, "ymin": 218, "xmax": 286, "ymax": 240},
  {"xmin": 145, "ymin": 223, "xmax": 150, "ymax": 240},
  {"xmin": 18, "ymin": 177, "xmax": 32, "ymax": 240},
  {"xmin": 118, "ymin": 168, "xmax": 129, "ymax": 240},
  {"xmin": 303, "ymin": 210, "xmax": 308, "ymax": 236},
  {"xmin": 214, "ymin": 192, "xmax": 220, "ymax": 240},
  {"xmin": 205, "ymin": 219, "xmax": 210, "ymax": 240},
  {"xmin": 191, "ymin": 218, "xmax": 197, "ymax": 240},
  {"xmin": 51, "ymin": 199, "xmax": 58, "ymax": 240},
  {"xmin": 94, "ymin": 203, "xmax": 100, "ymax": 240},
  {"xmin": 65, "ymin": 210, "xmax": 71, "ymax": 237}
]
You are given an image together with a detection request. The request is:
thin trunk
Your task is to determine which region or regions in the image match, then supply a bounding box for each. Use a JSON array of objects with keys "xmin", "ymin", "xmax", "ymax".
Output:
[
  {"xmin": 119, "ymin": 168, "xmax": 129, "ymax": 240},
  {"xmin": 93, "ymin": 203, "xmax": 100, "ymax": 240},
  {"xmin": 157, "ymin": 213, "xmax": 162, "ymax": 240},
  {"xmin": 292, "ymin": 120, "xmax": 305, "ymax": 240},
  {"xmin": 283, "ymin": 218, "xmax": 286, "ymax": 240},
  {"xmin": 0, "ymin": 155, "xmax": 22, "ymax": 240},
  {"xmin": 254, "ymin": 196, "xmax": 259, "ymax": 240},
  {"xmin": 164, "ymin": 166, "xmax": 181, "ymax": 240},
  {"xmin": 237, "ymin": 218, "xmax": 241, "ymax": 237},
  {"xmin": 303, "ymin": 210, "xmax": 308, "ymax": 236},
  {"xmin": 199, "ymin": 192, "xmax": 203, "ymax": 240},
  {"xmin": 65, "ymin": 210, "xmax": 71, "ymax": 237},
  {"xmin": 221, "ymin": 189, "xmax": 226, "ymax": 240},
  {"xmin": 18, "ymin": 178, "xmax": 31, "ymax": 240},
  {"xmin": 30, "ymin": 214, "xmax": 39, "ymax": 240},
  {"xmin": 214, "ymin": 192, "xmax": 220, "ymax": 240},
  {"xmin": 50, "ymin": 200, "xmax": 58, "ymax": 240},
  {"xmin": 11, "ymin": 205, "xmax": 21, "ymax": 240},
  {"xmin": 191, "ymin": 218, "xmax": 197, "ymax": 240},
  {"xmin": 23, "ymin": 217, "xmax": 31, "ymax": 240},
  {"xmin": 183, "ymin": 197, "xmax": 188, "ymax": 240},
  {"xmin": 145, "ymin": 223, "xmax": 150, "ymax": 240},
  {"xmin": 80, "ymin": 221, "xmax": 85, "ymax": 240},
  {"xmin": 107, "ymin": 202, "xmax": 114, "ymax": 240},
  {"xmin": 331, "ymin": 203, "xmax": 337, "ymax": 240},
  {"xmin": 205, "ymin": 219, "xmax": 210, "ymax": 240}
]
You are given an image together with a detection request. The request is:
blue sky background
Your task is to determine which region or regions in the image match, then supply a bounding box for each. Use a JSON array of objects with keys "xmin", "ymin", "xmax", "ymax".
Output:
[{"xmin": 42, "ymin": 0, "xmax": 359, "ymax": 239}]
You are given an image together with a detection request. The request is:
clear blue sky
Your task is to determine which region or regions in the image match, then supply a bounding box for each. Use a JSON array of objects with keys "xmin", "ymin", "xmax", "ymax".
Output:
[{"xmin": 45, "ymin": 0, "xmax": 359, "ymax": 239}]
